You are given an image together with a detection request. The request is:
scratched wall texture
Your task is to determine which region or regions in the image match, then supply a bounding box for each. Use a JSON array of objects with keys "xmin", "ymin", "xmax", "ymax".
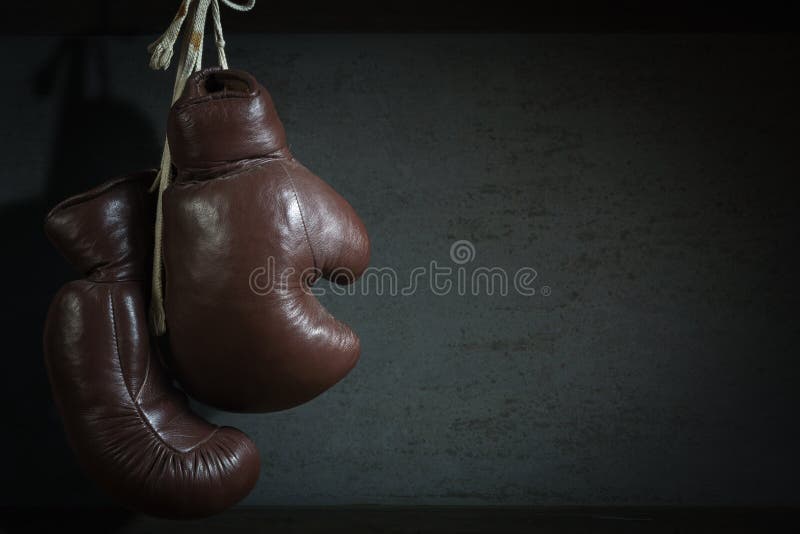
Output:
[{"xmin": 1, "ymin": 34, "xmax": 798, "ymax": 506}]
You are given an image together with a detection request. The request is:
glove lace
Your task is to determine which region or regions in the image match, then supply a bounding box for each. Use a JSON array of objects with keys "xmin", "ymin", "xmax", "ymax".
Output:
[{"xmin": 146, "ymin": 0, "xmax": 256, "ymax": 335}]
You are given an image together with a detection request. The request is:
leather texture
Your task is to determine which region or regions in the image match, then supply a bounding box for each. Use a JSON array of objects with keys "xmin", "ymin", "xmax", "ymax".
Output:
[
  {"xmin": 163, "ymin": 68, "xmax": 370, "ymax": 412},
  {"xmin": 43, "ymin": 173, "xmax": 260, "ymax": 518}
]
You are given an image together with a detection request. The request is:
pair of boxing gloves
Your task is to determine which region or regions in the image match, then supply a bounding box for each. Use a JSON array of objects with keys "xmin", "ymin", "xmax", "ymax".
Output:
[{"xmin": 43, "ymin": 68, "xmax": 370, "ymax": 517}]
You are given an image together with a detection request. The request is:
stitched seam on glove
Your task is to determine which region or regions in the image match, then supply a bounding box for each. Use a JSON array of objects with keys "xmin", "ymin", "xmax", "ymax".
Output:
[
  {"xmin": 278, "ymin": 160, "xmax": 318, "ymax": 272},
  {"xmin": 173, "ymin": 157, "xmax": 280, "ymax": 184},
  {"xmin": 109, "ymin": 286, "xmax": 220, "ymax": 455}
]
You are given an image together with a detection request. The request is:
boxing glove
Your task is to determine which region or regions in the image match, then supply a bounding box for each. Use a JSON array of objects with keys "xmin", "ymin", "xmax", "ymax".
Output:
[
  {"xmin": 43, "ymin": 172, "xmax": 260, "ymax": 518},
  {"xmin": 161, "ymin": 68, "xmax": 370, "ymax": 412}
]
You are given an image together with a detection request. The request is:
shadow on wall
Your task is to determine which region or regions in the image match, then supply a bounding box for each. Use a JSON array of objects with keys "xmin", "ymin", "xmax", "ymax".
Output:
[{"xmin": 0, "ymin": 37, "xmax": 159, "ymax": 526}]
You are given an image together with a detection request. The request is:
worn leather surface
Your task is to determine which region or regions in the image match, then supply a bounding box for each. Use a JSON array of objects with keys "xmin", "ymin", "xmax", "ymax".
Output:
[
  {"xmin": 163, "ymin": 68, "xmax": 370, "ymax": 412},
  {"xmin": 43, "ymin": 173, "xmax": 260, "ymax": 518}
]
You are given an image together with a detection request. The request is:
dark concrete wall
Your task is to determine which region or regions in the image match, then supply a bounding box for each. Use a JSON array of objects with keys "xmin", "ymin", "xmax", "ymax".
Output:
[{"xmin": 1, "ymin": 34, "xmax": 797, "ymax": 507}]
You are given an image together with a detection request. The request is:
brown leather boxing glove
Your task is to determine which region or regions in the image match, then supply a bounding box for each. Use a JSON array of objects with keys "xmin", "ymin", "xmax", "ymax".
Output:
[
  {"xmin": 43, "ymin": 173, "xmax": 260, "ymax": 518},
  {"xmin": 161, "ymin": 68, "xmax": 370, "ymax": 412}
]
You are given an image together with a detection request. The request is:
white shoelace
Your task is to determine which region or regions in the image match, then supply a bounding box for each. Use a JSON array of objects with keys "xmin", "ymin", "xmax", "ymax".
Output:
[{"xmin": 147, "ymin": 0, "xmax": 256, "ymax": 334}]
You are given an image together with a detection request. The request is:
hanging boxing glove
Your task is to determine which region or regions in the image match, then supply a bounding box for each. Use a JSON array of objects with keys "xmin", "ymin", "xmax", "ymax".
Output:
[
  {"xmin": 43, "ymin": 172, "xmax": 260, "ymax": 518},
  {"xmin": 160, "ymin": 68, "xmax": 370, "ymax": 412}
]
